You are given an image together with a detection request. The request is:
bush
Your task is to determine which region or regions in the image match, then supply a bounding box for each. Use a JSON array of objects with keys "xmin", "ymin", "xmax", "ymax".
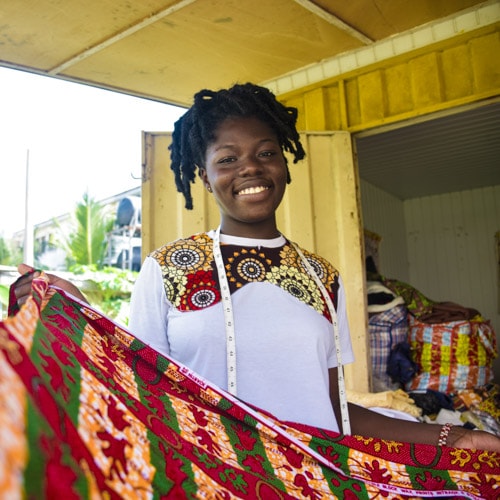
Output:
[
  {"xmin": 0, "ymin": 265, "xmax": 138, "ymax": 325},
  {"xmin": 69, "ymin": 265, "xmax": 138, "ymax": 326}
]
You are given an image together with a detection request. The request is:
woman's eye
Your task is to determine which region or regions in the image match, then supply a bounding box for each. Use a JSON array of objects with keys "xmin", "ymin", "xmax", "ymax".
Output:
[
  {"xmin": 218, "ymin": 156, "xmax": 236, "ymax": 164},
  {"xmin": 259, "ymin": 151, "xmax": 275, "ymax": 157}
]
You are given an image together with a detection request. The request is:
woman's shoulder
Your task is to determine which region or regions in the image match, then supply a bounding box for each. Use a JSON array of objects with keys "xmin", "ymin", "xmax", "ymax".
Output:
[
  {"xmin": 291, "ymin": 241, "xmax": 339, "ymax": 276},
  {"xmin": 149, "ymin": 232, "xmax": 213, "ymax": 257}
]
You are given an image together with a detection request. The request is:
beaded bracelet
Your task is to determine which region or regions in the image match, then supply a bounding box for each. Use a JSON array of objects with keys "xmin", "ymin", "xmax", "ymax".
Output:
[{"xmin": 438, "ymin": 423, "xmax": 453, "ymax": 446}]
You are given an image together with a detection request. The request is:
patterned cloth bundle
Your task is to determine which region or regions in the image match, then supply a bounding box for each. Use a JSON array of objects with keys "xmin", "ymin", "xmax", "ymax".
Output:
[
  {"xmin": 1, "ymin": 273, "xmax": 499, "ymax": 499},
  {"xmin": 407, "ymin": 315, "xmax": 497, "ymax": 393}
]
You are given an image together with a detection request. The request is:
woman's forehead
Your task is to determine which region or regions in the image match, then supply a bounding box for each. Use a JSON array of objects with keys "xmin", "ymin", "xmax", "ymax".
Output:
[{"xmin": 212, "ymin": 116, "xmax": 277, "ymax": 140}]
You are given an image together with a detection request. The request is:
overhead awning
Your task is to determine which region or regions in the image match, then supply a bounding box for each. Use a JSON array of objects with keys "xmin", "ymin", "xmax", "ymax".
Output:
[{"xmin": 0, "ymin": 0, "xmax": 487, "ymax": 106}]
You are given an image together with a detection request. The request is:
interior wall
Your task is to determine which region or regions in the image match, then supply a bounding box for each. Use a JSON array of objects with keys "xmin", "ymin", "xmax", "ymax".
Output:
[
  {"xmin": 360, "ymin": 180, "xmax": 500, "ymax": 382},
  {"xmin": 359, "ymin": 179, "xmax": 409, "ymax": 281},
  {"xmin": 404, "ymin": 185, "xmax": 500, "ymax": 381}
]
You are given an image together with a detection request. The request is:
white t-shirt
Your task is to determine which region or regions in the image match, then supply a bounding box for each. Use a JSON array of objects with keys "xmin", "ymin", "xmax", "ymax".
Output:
[{"xmin": 129, "ymin": 231, "xmax": 354, "ymax": 432}]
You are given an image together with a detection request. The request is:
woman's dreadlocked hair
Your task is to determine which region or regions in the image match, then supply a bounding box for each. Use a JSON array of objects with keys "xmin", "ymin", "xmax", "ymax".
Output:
[{"xmin": 169, "ymin": 82, "xmax": 306, "ymax": 209}]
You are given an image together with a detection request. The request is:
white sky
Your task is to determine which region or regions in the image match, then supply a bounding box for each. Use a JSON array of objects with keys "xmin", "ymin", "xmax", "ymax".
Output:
[{"xmin": 0, "ymin": 67, "xmax": 186, "ymax": 238}]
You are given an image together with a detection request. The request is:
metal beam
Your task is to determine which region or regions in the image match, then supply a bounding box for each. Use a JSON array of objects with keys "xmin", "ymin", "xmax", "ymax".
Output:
[
  {"xmin": 292, "ymin": 0, "xmax": 373, "ymax": 44},
  {"xmin": 49, "ymin": 0, "xmax": 198, "ymax": 75}
]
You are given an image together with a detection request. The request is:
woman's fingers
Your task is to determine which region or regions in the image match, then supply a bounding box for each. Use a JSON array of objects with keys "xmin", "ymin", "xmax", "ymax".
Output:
[
  {"xmin": 14, "ymin": 267, "xmax": 38, "ymax": 306},
  {"xmin": 17, "ymin": 263, "xmax": 35, "ymax": 275},
  {"xmin": 14, "ymin": 265, "xmax": 89, "ymax": 306}
]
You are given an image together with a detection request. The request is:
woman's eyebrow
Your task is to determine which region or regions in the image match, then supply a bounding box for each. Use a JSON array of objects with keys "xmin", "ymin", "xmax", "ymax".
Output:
[{"xmin": 214, "ymin": 138, "xmax": 277, "ymax": 152}]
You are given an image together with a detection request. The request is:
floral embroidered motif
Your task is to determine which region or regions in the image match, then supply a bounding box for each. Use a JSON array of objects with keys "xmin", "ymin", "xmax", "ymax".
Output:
[
  {"xmin": 265, "ymin": 265, "xmax": 325, "ymax": 315},
  {"xmin": 163, "ymin": 240, "xmax": 208, "ymax": 271},
  {"xmin": 151, "ymin": 232, "xmax": 340, "ymax": 321},
  {"xmin": 181, "ymin": 270, "xmax": 220, "ymax": 311},
  {"xmin": 226, "ymin": 248, "xmax": 271, "ymax": 286}
]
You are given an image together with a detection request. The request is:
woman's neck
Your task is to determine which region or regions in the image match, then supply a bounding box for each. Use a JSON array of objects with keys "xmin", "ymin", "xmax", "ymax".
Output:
[
  {"xmin": 219, "ymin": 220, "xmax": 280, "ymax": 240},
  {"xmin": 217, "ymin": 231, "xmax": 286, "ymax": 248}
]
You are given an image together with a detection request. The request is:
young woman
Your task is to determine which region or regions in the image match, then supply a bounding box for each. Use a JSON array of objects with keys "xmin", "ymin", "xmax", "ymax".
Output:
[{"xmin": 15, "ymin": 83, "xmax": 500, "ymax": 452}]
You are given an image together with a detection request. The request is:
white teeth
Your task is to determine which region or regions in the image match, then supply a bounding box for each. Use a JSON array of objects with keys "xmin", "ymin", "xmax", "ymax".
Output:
[{"xmin": 238, "ymin": 186, "xmax": 268, "ymax": 195}]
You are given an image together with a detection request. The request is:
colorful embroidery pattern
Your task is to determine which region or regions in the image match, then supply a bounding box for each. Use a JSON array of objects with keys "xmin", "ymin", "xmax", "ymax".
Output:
[
  {"xmin": 1, "ymin": 273, "xmax": 499, "ymax": 499},
  {"xmin": 151, "ymin": 232, "xmax": 339, "ymax": 321}
]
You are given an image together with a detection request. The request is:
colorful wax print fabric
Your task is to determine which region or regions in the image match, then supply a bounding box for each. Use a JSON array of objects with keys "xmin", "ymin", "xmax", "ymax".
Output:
[
  {"xmin": 1, "ymin": 273, "xmax": 499, "ymax": 499},
  {"xmin": 407, "ymin": 315, "xmax": 497, "ymax": 393}
]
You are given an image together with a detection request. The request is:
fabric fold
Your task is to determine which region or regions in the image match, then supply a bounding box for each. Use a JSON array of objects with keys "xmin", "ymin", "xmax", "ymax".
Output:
[{"xmin": 1, "ymin": 272, "xmax": 499, "ymax": 499}]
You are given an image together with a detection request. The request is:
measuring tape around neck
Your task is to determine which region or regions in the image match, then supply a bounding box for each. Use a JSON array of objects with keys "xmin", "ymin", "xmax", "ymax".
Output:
[
  {"xmin": 212, "ymin": 226, "xmax": 351, "ymax": 434},
  {"xmin": 213, "ymin": 227, "xmax": 238, "ymax": 395}
]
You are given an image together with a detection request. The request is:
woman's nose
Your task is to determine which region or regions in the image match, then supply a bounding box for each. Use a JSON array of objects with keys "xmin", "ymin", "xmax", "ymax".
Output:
[{"xmin": 239, "ymin": 156, "xmax": 263, "ymax": 176}]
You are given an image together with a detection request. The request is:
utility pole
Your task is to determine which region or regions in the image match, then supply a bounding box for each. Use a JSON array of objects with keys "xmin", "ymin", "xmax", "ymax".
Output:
[{"xmin": 23, "ymin": 149, "xmax": 34, "ymax": 266}]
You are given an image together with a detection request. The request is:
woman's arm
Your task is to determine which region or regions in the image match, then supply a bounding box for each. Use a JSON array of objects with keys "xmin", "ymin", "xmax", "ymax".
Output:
[
  {"xmin": 328, "ymin": 368, "xmax": 500, "ymax": 452},
  {"xmin": 128, "ymin": 256, "xmax": 171, "ymax": 356}
]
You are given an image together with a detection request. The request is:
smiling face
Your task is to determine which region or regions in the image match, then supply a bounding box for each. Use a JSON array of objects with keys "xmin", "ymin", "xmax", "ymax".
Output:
[{"xmin": 201, "ymin": 116, "xmax": 288, "ymax": 238}]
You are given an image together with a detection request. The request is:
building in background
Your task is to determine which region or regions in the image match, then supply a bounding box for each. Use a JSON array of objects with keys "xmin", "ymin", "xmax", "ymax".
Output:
[
  {"xmin": 104, "ymin": 193, "xmax": 142, "ymax": 272},
  {"xmin": 11, "ymin": 187, "xmax": 142, "ymax": 271}
]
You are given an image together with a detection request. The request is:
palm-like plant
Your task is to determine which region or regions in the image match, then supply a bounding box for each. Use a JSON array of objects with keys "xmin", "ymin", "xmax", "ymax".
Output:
[{"xmin": 61, "ymin": 192, "xmax": 114, "ymax": 267}]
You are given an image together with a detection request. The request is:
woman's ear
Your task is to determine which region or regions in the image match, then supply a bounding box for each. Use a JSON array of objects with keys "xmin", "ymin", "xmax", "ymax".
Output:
[{"xmin": 199, "ymin": 168, "xmax": 212, "ymax": 192}]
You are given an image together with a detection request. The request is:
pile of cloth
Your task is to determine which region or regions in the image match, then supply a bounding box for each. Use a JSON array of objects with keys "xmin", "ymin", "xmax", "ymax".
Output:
[
  {"xmin": 410, "ymin": 385, "xmax": 500, "ymax": 437},
  {"xmin": 365, "ymin": 266, "xmax": 499, "ymax": 450},
  {"xmin": 347, "ymin": 388, "xmax": 422, "ymax": 420}
]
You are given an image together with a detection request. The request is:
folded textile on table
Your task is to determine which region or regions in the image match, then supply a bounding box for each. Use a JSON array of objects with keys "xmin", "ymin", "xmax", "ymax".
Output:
[
  {"xmin": 1, "ymin": 273, "xmax": 499, "ymax": 499},
  {"xmin": 347, "ymin": 389, "xmax": 422, "ymax": 419}
]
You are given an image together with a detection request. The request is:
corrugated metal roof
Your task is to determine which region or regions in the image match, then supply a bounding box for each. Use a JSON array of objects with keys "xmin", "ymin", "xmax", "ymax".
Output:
[{"xmin": 355, "ymin": 99, "xmax": 500, "ymax": 199}]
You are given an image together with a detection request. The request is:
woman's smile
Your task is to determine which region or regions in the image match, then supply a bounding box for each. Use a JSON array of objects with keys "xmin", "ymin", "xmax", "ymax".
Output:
[{"xmin": 236, "ymin": 185, "xmax": 270, "ymax": 196}]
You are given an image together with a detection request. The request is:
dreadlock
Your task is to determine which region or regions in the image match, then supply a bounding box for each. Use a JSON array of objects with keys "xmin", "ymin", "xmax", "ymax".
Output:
[{"xmin": 169, "ymin": 82, "xmax": 306, "ymax": 209}]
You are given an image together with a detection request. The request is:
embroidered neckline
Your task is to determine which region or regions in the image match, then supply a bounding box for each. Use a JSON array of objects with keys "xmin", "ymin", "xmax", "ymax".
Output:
[
  {"xmin": 208, "ymin": 230, "xmax": 286, "ymax": 248},
  {"xmin": 151, "ymin": 232, "xmax": 339, "ymax": 321}
]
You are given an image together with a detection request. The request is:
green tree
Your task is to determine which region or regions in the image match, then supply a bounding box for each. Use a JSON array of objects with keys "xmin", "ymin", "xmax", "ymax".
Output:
[
  {"xmin": 0, "ymin": 236, "xmax": 10, "ymax": 265},
  {"xmin": 60, "ymin": 192, "xmax": 114, "ymax": 267},
  {"xmin": 0, "ymin": 284, "xmax": 9, "ymax": 319},
  {"xmin": 2, "ymin": 195, "xmax": 139, "ymax": 322},
  {"xmin": 0, "ymin": 236, "xmax": 23, "ymax": 267}
]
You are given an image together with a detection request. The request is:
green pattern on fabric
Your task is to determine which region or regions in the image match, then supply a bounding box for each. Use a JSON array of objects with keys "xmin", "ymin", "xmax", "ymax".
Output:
[
  {"xmin": 382, "ymin": 278, "xmax": 436, "ymax": 318},
  {"xmin": 220, "ymin": 413, "xmax": 287, "ymax": 493},
  {"xmin": 25, "ymin": 400, "xmax": 50, "ymax": 498},
  {"xmin": 406, "ymin": 465, "xmax": 456, "ymax": 493},
  {"xmin": 1, "ymin": 272, "xmax": 499, "ymax": 499}
]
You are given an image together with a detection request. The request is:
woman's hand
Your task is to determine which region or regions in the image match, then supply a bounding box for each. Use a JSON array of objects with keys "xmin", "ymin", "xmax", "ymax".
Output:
[
  {"xmin": 449, "ymin": 426, "xmax": 500, "ymax": 453},
  {"xmin": 15, "ymin": 263, "xmax": 89, "ymax": 306}
]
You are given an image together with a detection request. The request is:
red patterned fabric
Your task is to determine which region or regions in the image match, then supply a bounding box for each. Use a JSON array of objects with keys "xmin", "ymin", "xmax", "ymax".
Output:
[{"xmin": 1, "ymin": 273, "xmax": 499, "ymax": 499}]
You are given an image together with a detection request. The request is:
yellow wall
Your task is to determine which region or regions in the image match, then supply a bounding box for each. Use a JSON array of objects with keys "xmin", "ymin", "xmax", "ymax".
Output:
[
  {"xmin": 275, "ymin": 25, "xmax": 499, "ymax": 390},
  {"xmin": 281, "ymin": 25, "xmax": 499, "ymax": 133},
  {"xmin": 142, "ymin": 25, "xmax": 499, "ymax": 393}
]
